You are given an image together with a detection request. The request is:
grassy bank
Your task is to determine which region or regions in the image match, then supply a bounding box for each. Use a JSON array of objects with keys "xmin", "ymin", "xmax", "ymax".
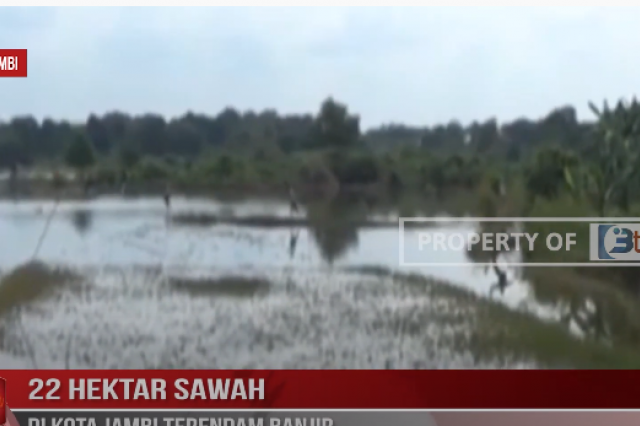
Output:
[
  {"xmin": 0, "ymin": 262, "xmax": 81, "ymax": 317},
  {"xmin": 350, "ymin": 266, "xmax": 640, "ymax": 369}
]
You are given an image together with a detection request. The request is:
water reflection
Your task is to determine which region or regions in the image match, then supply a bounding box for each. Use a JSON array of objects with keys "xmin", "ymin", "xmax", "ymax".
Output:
[
  {"xmin": 462, "ymin": 218, "xmax": 640, "ymax": 349},
  {"xmin": 516, "ymin": 219, "xmax": 640, "ymax": 348},
  {"xmin": 288, "ymin": 228, "xmax": 300, "ymax": 260},
  {"xmin": 70, "ymin": 209, "xmax": 93, "ymax": 235},
  {"xmin": 306, "ymin": 196, "xmax": 365, "ymax": 264}
]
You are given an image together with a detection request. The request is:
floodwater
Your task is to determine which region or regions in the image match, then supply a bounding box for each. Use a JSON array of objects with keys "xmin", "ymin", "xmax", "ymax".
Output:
[{"xmin": 0, "ymin": 196, "xmax": 631, "ymax": 368}]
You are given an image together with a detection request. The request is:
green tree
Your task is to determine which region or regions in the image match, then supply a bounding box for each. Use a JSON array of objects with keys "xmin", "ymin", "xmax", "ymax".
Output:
[
  {"xmin": 86, "ymin": 114, "xmax": 112, "ymax": 154},
  {"xmin": 65, "ymin": 134, "xmax": 96, "ymax": 175},
  {"xmin": 312, "ymin": 98, "xmax": 360, "ymax": 149},
  {"xmin": 119, "ymin": 146, "xmax": 141, "ymax": 170},
  {"xmin": 165, "ymin": 119, "xmax": 204, "ymax": 157},
  {"xmin": 526, "ymin": 146, "xmax": 578, "ymax": 200}
]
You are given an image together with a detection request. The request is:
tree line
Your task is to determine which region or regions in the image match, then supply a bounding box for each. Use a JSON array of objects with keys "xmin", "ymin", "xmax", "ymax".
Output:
[
  {"xmin": 3, "ymin": 96, "xmax": 640, "ymax": 213},
  {"xmin": 0, "ymin": 97, "xmax": 596, "ymax": 169}
]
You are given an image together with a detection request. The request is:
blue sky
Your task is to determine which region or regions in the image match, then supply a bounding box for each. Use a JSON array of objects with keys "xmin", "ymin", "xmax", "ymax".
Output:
[{"xmin": 1, "ymin": 7, "xmax": 640, "ymax": 129}]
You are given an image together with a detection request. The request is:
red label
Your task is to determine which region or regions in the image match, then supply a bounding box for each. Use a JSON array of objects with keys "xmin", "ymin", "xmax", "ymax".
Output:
[
  {"xmin": 0, "ymin": 50, "xmax": 27, "ymax": 77},
  {"xmin": 0, "ymin": 377, "xmax": 6, "ymax": 426}
]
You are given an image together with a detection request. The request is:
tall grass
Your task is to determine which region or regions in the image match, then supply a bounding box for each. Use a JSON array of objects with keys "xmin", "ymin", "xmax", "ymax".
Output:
[{"xmin": 0, "ymin": 261, "xmax": 80, "ymax": 316}]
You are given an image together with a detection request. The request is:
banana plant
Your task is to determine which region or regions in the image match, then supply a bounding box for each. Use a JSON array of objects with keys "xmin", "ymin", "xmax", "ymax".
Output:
[
  {"xmin": 527, "ymin": 146, "xmax": 578, "ymax": 200},
  {"xmin": 564, "ymin": 99, "xmax": 640, "ymax": 216}
]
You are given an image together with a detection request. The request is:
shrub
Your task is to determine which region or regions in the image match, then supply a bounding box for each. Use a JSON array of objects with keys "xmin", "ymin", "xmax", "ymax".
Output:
[
  {"xmin": 325, "ymin": 151, "xmax": 380, "ymax": 186},
  {"xmin": 132, "ymin": 158, "xmax": 171, "ymax": 181}
]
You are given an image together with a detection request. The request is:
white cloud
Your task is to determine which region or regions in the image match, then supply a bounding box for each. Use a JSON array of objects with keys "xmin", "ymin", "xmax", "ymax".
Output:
[{"xmin": 1, "ymin": 7, "xmax": 640, "ymax": 128}]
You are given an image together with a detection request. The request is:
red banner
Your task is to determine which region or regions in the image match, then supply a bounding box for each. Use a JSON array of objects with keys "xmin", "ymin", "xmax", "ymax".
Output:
[
  {"xmin": 0, "ymin": 370, "xmax": 636, "ymax": 409},
  {"xmin": 1, "ymin": 377, "xmax": 6, "ymax": 426},
  {"xmin": 0, "ymin": 50, "xmax": 27, "ymax": 77}
]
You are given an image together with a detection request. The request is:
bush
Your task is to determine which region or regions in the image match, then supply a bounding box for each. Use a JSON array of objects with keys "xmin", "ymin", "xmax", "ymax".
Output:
[
  {"xmin": 325, "ymin": 151, "xmax": 380, "ymax": 186},
  {"xmin": 93, "ymin": 165, "xmax": 119, "ymax": 185},
  {"xmin": 132, "ymin": 158, "xmax": 171, "ymax": 181},
  {"xmin": 51, "ymin": 170, "xmax": 67, "ymax": 190},
  {"xmin": 300, "ymin": 164, "xmax": 335, "ymax": 187},
  {"xmin": 523, "ymin": 195, "xmax": 592, "ymax": 264}
]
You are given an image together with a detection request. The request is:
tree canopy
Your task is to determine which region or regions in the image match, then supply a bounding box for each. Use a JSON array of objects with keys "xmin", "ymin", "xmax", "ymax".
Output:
[
  {"xmin": 0, "ymin": 98, "xmax": 596, "ymax": 169},
  {"xmin": 64, "ymin": 134, "xmax": 96, "ymax": 171}
]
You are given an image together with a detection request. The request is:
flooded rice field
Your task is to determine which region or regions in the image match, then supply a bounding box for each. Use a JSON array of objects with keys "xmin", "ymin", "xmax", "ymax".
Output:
[{"xmin": 0, "ymin": 196, "xmax": 629, "ymax": 368}]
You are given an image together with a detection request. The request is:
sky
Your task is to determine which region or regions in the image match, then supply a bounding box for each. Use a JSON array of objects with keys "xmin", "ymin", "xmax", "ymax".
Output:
[{"xmin": 1, "ymin": 6, "xmax": 640, "ymax": 129}]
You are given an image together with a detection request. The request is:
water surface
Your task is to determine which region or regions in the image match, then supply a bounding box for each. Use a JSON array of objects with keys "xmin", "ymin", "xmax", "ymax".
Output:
[{"xmin": 0, "ymin": 196, "xmax": 617, "ymax": 368}]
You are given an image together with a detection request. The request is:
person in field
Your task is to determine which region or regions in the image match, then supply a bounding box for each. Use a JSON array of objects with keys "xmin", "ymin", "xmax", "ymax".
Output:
[
  {"xmin": 489, "ymin": 261, "xmax": 509, "ymax": 297},
  {"xmin": 163, "ymin": 184, "xmax": 171, "ymax": 210},
  {"xmin": 8, "ymin": 162, "xmax": 18, "ymax": 200},
  {"xmin": 487, "ymin": 237, "xmax": 515, "ymax": 297},
  {"xmin": 286, "ymin": 182, "xmax": 299, "ymax": 216},
  {"xmin": 120, "ymin": 170, "xmax": 128, "ymax": 195}
]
